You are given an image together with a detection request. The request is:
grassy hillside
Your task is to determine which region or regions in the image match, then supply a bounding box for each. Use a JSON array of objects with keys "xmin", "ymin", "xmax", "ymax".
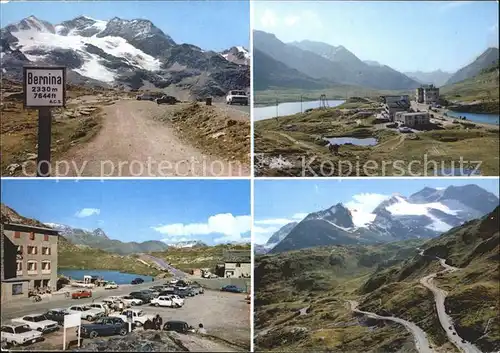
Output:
[
  {"xmin": 151, "ymin": 243, "xmax": 251, "ymax": 272},
  {"xmin": 441, "ymin": 64, "xmax": 499, "ymax": 114},
  {"xmin": 58, "ymin": 237, "xmax": 162, "ymax": 276},
  {"xmin": 255, "ymin": 208, "xmax": 499, "ymax": 352},
  {"xmin": 254, "ymin": 240, "xmax": 426, "ymax": 352}
]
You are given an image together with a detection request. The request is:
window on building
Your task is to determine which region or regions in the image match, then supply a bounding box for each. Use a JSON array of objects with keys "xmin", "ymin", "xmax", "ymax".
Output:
[
  {"xmin": 42, "ymin": 261, "xmax": 51, "ymax": 270},
  {"xmin": 29, "ymin": 232, "xmax": 35, "ymax": 240},
  {"xmin": 27, "ymin": 261, "xmax": 37, "ymax": 271},
  {"xmin": 14, "ymin": 231, "xmax": 21, "ymax": 239},
  {"xmin": 17, "ymin": 245, "xmax": 23, "ymax": 255},
  {"xmin": 236, "ymin": 263, "xmax": 241, "ymax": 267},
  {"xmin": 12, "ymin": 284, "xmax": 23, "ymax": 296},
  {"xmin": 42, "ymin": 247, "xmax": 51, "ymax": 255},
  {"xmin": 43, "ymin": 234, "xmax": 49, "ymax": 241},
  {"xmin": 16, "ymin": 261, "xmax": 22, "ymax": 271},
  {"xmin": 27, "ymin": 246, "xmax": 38, "ymax": 255}
]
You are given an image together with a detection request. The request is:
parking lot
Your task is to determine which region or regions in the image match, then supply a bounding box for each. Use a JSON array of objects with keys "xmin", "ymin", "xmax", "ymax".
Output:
[{"xmin": 1, "ymin": 282, "xmax": 250, "ymax": 350}]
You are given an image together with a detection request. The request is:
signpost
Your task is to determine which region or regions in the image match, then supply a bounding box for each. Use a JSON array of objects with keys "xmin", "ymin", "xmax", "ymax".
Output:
[
  {"xmin": 63, "ymin": 313, "xmax": 81, "ymax": 350},
  {"xmin": 126, "ymin": 310, "xmax": 133, "ymax": 333},
  {"xmin": 23, "ymin": 66, "xmax": 66, "ymax": 177}
]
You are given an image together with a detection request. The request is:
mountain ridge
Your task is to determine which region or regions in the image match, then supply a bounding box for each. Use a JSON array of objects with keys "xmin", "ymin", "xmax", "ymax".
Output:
[
  {"xmin": 264, "ymin": 184, "xmax": 498, "ymax": 253},
  {"xmin": 1, "ymin": 15, "xmax": 249, "ymax": 98}
]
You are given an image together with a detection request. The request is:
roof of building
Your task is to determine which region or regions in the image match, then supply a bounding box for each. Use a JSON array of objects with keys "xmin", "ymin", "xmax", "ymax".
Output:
[{"xmin": 2, "ymin": 222, "xmax": 60, "ymax": 235}]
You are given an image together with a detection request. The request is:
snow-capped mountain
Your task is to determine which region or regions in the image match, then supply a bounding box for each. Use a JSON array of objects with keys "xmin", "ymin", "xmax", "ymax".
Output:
[
  {"xmin": 221, "ymin": 46, "xmax": 250, "ymax": 65},
  {"xmin": 267, "ymin": 184, "xmax": 499, "ymax": 253},
  {"xmin": 1, "ymin": 15, "xmax": 249, "ymax": 98},
  {"xmin": 166, "ymin": 240, "xmax": 207, "ymax": 248}
]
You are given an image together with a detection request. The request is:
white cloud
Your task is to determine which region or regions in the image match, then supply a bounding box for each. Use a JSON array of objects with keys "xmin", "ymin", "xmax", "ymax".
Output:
[
  {"xmin": 254, "ymin": 218, "xmax": 291, "ymax": 226},
  {"xmin": 153, "ymin": 213, "xmax": 251, "ymax": 243},
  {"xmin": 74, "ymin": 208, "xmax": 100, "ymax": 218},
  {"xmin": 345, "ymin": 193, "xmax": 389, "ymax": 227},
  {"xmin": 292, "ymin": 213, "xmax": 308, "ymax": 220},
  {"xmin": 253, "ymin": 212, "xmax": 307, "ymax": 244},
  {"xmin": 284, "ymin": 15, "xmax": 300, "ymax": 26}
]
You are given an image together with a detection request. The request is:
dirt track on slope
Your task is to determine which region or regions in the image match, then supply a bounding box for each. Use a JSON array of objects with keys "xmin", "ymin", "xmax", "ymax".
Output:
[{"xmin": 57, "ymin": 99, "xmax": 249, "ymax": 177}]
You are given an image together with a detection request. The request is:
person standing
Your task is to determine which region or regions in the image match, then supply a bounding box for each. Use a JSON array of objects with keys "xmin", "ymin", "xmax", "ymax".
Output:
[
  {"xmin": 197, "ymin": 323, "xmax": 207, "ymax": 334},
  {"xmin": 118, "ymin": 300, "xmax": 124, "ymax": 313}
]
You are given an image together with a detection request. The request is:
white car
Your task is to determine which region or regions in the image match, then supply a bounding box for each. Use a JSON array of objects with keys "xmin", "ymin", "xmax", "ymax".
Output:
[
  {"xmin": 104, "ymin": 282, "xmax": 118, "ymax": 290},
  {"xmin": 150, "ymin": 296, "xmax": 178, "ymax": 308},
  {"xmin": 169, "ymin": 295, "xmax": 184, "ymax": 307},
  {"xmin": 226, "ymin": 90, "xmax": 248, "ymax": 106},
  {"xmin": 1, "ymin": 324, "xmax": 42, "ymax": 346},
  {"xmin": 11, "ymin": 314, "xmax": 59, "ymax": 334},
  {"xmin": 88, "ymin": 302, "xmax": 111, "ymax": 315},
  {"xmin": 109, "ymin": 309, "xmax": 154, "ymax": 327},
  {"xmin": 67, "ymin": 305, "xmax": 104, "ymax": 321},
  {"xmin": 169, "ymin": 279, "xmax": 179, "ymax": 285},
  {"xmin": 119, "ymin": 295, "xmax": 143, "ymax": 306}
]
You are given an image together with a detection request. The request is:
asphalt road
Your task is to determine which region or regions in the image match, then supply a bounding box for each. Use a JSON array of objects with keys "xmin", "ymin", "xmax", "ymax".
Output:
[
  {"xmin": 140, "ymin": 254, "xmax": 189, "ymax": 279},
  {"xmin": 418, "ymin": 253, "xmax": 483, "ymax": 353},
  {"xmin": 348, "ymin": 300, "xmax": 435, "ymax": 353}
]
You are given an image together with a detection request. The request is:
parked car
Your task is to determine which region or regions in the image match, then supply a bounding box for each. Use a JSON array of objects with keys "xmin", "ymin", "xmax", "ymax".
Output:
[
  {"xmin": 67, "ymin": 305, "xmax": 104, "ymax": 322},
  {"xmin": 169, "ymin": 295, "xmax": 184, "ymax": 307},
  {"xmin": 88, "ymin": 302, "xmax": 111, "ymax": 316},
  {"xmin": 399, "ymin": 127, "xmax": 413, "ymax": 133},
  {"xmin": 169, "ymin": 279, "xmax": 179, "ymax": 285},
  {"xmin": 72, "ymin": 290, "xmax": 92, "ymax": 299},
  {"xmin": 109, "ymin": 309, "xmax": 154, "ymax": 327},
  {"xmin": 104, "ymin": 282, "xmax": 118, "ymax": 290},
  {"xmin": 131, "ymin": 278, "xmax": 144, "ymax": 285},
  {"xmin": 119, "ymin": 296, "xmax": 143, "ymax": 306},
  {"xmin": 155, "ymin": 95, "xmax": 178, "ymax": 105},
  {"xmin": 221, "ymin": 285, "xmax": 243, "ymax": 293},
  {"xmin": 129, "ymin": 291, "xmax": 151, "ymax": 303},
  {"xmin": 44, "ymin": 309, "xmax": 70, "ymax": 326},
  {"xmin": 140, "ymin": 289, "xmax": 159, "ymax": 298},
  {"xmin": 163, "ymin": 320, "xmax": 191, "ymax": 334},
  {"xmin": 102, "ymin": 298, "xmax": 127, "ymax": 310},
  {"xmin": 12, "ymin": 314, "xmax": 59, "ymax": 334},
  {"xmin": 1, "ymin": 324, "xmax": 42, "ymax": 346},
  {"xmin": 158, "ymin": 289, "xmax": 175, "ymax": 297},
  {"xmin": 80, "ymin": 317, "xmax": 130, "ymax": 338},
  {"xmin": 150, "ymin": 296, "xmax": 176, "ymax": 308},
  {"xmin": 226, "ymin": 90, "xmax": 248, "ymax": 106},
  {"xmin": 173, "ymin": 288, "xmax": 190, "ymax": 298}
]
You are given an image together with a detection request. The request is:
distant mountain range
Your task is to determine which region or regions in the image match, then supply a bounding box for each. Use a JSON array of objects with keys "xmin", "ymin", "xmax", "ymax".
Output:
[
  {"xmin": 404, "ymin": 70, "xmax": 452, "ymax": 87},
  {"xmin": 166, "ymin": 240, "xmax": 207, "ymax": 248},
  {"xmin": 0, "ymin": 15, "xmax": 249, "ymax": 98},
  {"xmin": 253, "ymin": 31, "xmax": 420, "ymax": 91},
  {"xmin": 257, "ymin": 184, "xmax": 499, "ymax": 254},
  {"xmin": 44, "ymin": 223, "xmax": 169, "ymax": 254},
  {"xmin": 253, "ymin": 30, "xmax": 499, "ymax": 91}
]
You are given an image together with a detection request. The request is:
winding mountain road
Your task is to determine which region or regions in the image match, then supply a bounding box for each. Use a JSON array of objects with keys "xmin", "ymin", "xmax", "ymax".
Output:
[
  {"xmin": 140, "ymin": 254, "xmax": 189, "ymax": 279},
  {"xmin": 348, "ymin": 250, "xmax": 485, "ymax": 353},
  {"xmin": 348, "ymin": 300, "xmax": 435, "ymax": 353},
  {"xmin": 417, "ymin": 251, "xmax": 483, "ymax": 353}
]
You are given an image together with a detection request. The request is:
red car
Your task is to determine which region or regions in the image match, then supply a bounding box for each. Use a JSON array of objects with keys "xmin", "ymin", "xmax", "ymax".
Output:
[{"xmin": 71, "ymin": 290, "xmax": 92, "ymax": 299}]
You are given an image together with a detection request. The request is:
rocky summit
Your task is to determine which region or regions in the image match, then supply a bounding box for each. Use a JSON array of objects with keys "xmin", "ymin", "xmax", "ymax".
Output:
[{"xmin": 0, "ymin": 15, "xmax": 249, "ymax": 98}]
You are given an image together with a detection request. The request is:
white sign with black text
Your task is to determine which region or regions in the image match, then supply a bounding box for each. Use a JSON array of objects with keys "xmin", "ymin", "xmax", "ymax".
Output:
[{"xmin": 24, "ymin": 67, "xmax": 66, "ymax": 108}]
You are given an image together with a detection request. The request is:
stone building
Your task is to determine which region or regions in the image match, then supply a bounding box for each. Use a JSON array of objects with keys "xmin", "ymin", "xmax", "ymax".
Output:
[{"xmin": 1, "ymin": 223, "xmax": 59, "ymax": 302}]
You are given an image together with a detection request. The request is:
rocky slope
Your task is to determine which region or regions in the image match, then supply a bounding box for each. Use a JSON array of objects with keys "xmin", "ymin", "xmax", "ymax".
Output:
[
  {"xmin": 268, "ymin": 184, "xmax": 499, "ymax": 253},
  {"xmin": 445, "ymin": 47, "xmax": 499, "ymax": 85},
  {"xmin": 253, "ymin": 31, "xmax": 420, "ymax": 90},
  {"xmin": 0, "ymin": 15, "xmax": 249, "ymax": 98},
  {"xmin": 44, "ymin": 222, "xmax": 168, "ymax": 254}
]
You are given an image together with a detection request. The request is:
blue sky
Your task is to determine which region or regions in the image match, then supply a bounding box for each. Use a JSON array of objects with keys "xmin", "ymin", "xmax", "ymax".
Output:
[
  {"xmin": 1, "ymin": 1, "xmax": 249, "ymax": 51},
  {"xmin": 254, "ymin": 1, "xmax": 499, "ymax": 72},
  {"xmin": 1, "ymin": 179, "xmax": 251, "ymax": 245},
  {"xmin": 254, "ymin": 178, "xmax": 500, "ymax": 244}
]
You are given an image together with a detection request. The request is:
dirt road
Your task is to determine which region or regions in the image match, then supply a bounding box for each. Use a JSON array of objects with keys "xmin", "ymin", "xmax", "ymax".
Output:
[
  {"xmin": 58, "ymin": 100, "xmax": 249, "ymax": 177},
  {"xmin": 348, "ymin": 300, "xmax": 435, "ymax": 353}
]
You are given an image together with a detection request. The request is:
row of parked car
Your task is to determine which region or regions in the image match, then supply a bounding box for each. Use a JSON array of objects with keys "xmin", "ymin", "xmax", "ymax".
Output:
[{"xmin": 1, "ymin": 279, "xmax": 206, "ymax": 347}]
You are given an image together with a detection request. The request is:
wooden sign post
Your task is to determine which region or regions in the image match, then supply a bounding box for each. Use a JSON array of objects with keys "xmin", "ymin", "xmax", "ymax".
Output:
[{"xmin": 23, "ymin": 66, "xmax": 66, "ymax": 177}]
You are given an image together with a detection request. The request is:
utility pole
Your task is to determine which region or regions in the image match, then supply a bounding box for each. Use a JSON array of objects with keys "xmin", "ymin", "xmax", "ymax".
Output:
[{"xmin": 300, "ymin": 95, "xmax": 303, "ymax": 113}]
